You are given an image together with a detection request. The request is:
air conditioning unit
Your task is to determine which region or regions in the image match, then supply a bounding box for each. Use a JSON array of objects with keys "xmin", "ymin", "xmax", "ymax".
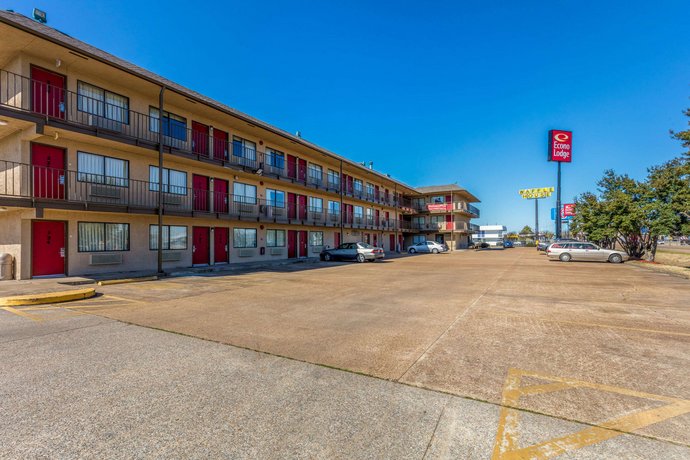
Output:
[
  {"xmin": 162, "ymin": 251, "xmax": 182, "ymax": 262},
  {"xmin": 163, "ymin": 194, "xmax": 182, "ymax": 206},
  {"xmin": 239, "ymin": 203, "xmax": 256, "ymax": 214},
  {"xmin": 89, "ymin": 253, "xmax": 123, "ymax": 265},
  {"xmin": 238, "ymin": 249, "xmax": 255, "ymax": 257},
  {"xmin": 269, "ymin": 248, "xmax": 285, "ymax": 256},
  {"xmin": 89, "ymin": 184, "xmax": 121, "ymax": 199},
  {"xmin": 88, "ymin": 114, "xmax": 123, "ymax": 133}
]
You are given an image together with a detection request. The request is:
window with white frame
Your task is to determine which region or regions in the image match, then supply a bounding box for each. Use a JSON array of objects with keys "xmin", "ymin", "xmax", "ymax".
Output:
[
  {"xmin": 413, "ymin": 216, "xmax": 426, "ymax": 226},
  {"xmin": 328, "ymin": 200, "xmax": 340, "ymax": 215},
  {"xmin": 149, "ymin": 166, "xmax": 187, "ymax": 195},
  {"xmin": 353, "ymin": 179, "xmax": 363, "ymax": 194},
  {"xmin": 78, "ymin": 152, "xmax": 128, "ymax": 187},
  {"xmin": 431, "ymin": 195, "xmax": 445, "ymax": 204},
  {"xmin": 366, "ymin": 182, "xmax": 375, "ymax": 197},
  {"xmin": 78, "ymin": 222, "xmax": 129, "ymax": 252},
  {"xmin": 365, "ymin": 208, "xmax": 373, "ymax": 222},
  {"xmin": 149, "ymin": 225, "xmax": 187, "ymax": 250},
  {"xmin": 266, "ymin": 229, "xmax": 285, "ymax": 247},
  {"xmin": 233, "ymin": 228, "xmax": 257, "ymax": 248},
  {"xmin": 77, "ymin": 81, "xmax": 129, "ymax": 124},
  {"xmin": 308, "ymin": 163, "xmax": 323, "ymax": 184},
  {"xmin": 232, "ymin": 136, "xmax": 257, "ymax": 160},
  {"xmin": 327, "ymin": 169, "xmax": 340, "ymax": 187},
  {"xmin": 233, "ymin": 182, "xmax": 257, "ymax": 204},
  {"xmin": 265, "ymin": 148, "xmax": 285, "ymax": 170},
  {"xmin": 149, "ymin": 107, "xmax": 187, "ymax": 141},
  {"xmin": 266, "ymin": 189, "xmax": 285, "ymax": 208},
  {"xmin": 309, "ymin": 231, "xmax": 323, "ymax": 247},
  {"xmin": 308, "ymin": 196, "xmax": 323, "ymax": 212},
  {"xmin": 354, "ymin": 206, "xmax": 363, "ymax": 218}
]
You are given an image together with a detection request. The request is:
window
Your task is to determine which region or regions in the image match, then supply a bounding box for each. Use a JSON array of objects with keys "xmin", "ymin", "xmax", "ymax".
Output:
[
  {"xmin": 149, "ymin": 225, "xmax": 187, "ymax": 250},
  {"xmin": 78, "ymin": 222, "xmax": 129, "ymax": 252},
  {"xmin": 353, "ymin": 179, "xmax": 363, "ymax": 193},
  {"xmin": 366, "ymin": 183, "xmax": 375, "ymax": 197},
  {"xmin": 308, "ymin": 163, "xmax": 323, "ymax": 184},
  {"xmin": 266, "ymin": 229, "xmax": 285, "ymax": 247},
  {"xmin": 266, "ymin": 189, "xmax": 285, "ymax": 208},
  {"xmin": 77, "ymin": 81, "xmax": 129, "ymax": 124},
  {"xmin": 77, "ymin": 152, "xmax": 128, "ymax": 187},
  {"xmin": 309, "ymin": 196, "xmax": 323, "ymax": 212},
  {"xmin": 354, "ymin": 206, "xmax": 363, "ymax": 218},
  {"xmin": 310, "ymin": 231, "xmax": 323, "ymax": 247},
  {"xmin": 412, "ymin": 198, "xmax": 425, "ymax": 209},
  {"xmin": 413, "ymin": 216, "xmax": 425, "ymax": 226},
  {"xmin": 149, "ymin": 107, "xmax": 187, "ymax": 141},
  {"xmin": 265, "ymin": 148, "xmax": 285, "ymax": 169},
  {"xmin": 232, "ymin": 136, "xmax": 256, "ymax": 160},
  {"xmin": 413, "ymin": 235, "xmax": 425, "ymax": 244},
  {"xmin": 430, "ymin": 215, "xmax": 444, "ymax": 224},
  {"xmin": 328, "ymin": 200, "xmax": 340, "ymax": 215},
  {"xmin": 431, "ymin": 195, "xmax": 445, "ymax": 204},
  {"xmin": 233, "ymin": 182, "xmax": 257, "ymax": 204},
  {"xmin": 149, "ymin": 166, "xmax": 187, "ymax": 195},
  {"xmin": 233, "ymin": 228, "xmax": 257, "ymax": 248},
  {"xmin": 327, "ymin": 170, "xmax": 340, "ymax": 187}
]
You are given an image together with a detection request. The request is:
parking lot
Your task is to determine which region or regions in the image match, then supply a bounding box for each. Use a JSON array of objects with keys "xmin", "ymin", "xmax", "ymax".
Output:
[{"xmin": 2, "ymin": 248, "xmax": 689, "ymax": 458}]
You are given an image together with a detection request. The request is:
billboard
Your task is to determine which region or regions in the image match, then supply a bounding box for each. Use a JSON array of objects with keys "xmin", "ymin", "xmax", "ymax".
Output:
[
  {"xmin": 563, "ymin": 203, "xmax": 576, "ymax": 217},
  {"xmin": 548, "ymin": 130, "xmax": 572, "ymax": 162}
]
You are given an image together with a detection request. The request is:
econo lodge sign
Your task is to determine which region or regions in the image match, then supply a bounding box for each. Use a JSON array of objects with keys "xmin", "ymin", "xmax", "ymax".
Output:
[{"xmin": 548, "ymin": 130, "xmax": 572, "ymax": 162}]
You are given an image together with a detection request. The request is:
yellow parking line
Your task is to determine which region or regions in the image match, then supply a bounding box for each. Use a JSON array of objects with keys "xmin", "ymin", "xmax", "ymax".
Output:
[{"xmin": 1, "ymin": 306, "xmax": 43, "ymax": 321}]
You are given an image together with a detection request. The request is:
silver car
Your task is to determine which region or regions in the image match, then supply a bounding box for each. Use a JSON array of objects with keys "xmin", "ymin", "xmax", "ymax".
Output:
[
  {"xmin": 320, "ymin": 242, "xmax": 385, "ymax": 263},
  {"xmin": 408, "ymin": 241, "xmax": 448, "ymax": 254},
  {"xmin": 546, "ymin": 242, "xmax": 628, "ymax": 263}
]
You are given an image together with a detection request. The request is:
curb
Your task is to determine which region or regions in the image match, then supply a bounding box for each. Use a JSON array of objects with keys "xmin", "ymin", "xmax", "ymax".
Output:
[
  {"xmin": 0, "ymin": 288, "xmax": 96, "ymax": 306},
  {"xmin": 98, "ymin": 276, "xmax": 158, "ymax": 286}
]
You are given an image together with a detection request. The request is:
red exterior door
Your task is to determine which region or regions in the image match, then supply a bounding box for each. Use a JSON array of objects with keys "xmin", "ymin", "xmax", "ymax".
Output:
[
  {"xmin": 384, "ymin": 188, "xmax": 389, "ymax": 203},
  {"xmin": 347, "ymin": 176, "xmax": 354, "ymax": 194},
  {"xmin": 192, "ymin": 121, "xmax": 209, "ymax": 157},
  {"xmin": 193, "ymin": 174, "xmax": 209, "ymax": 212},
  {"xmin": 287, "ymin": 230, "xmax": 297, "ymax": 258},
  {"xmin": 287, "ymin": 155, "xmax": 297, "ymax": 179},
  {"xmin": 389, "ymin": 234, "xmax": 395, "ymax": 252},
  {"xmin": 32, "ymin": 143, "xmax": 65, "ymax": 199},
  {"xmin": 214, "ymin": 227, "xmax": 229, "ymax": 264},
  {"xmin": 31, "ymin": 66, "xmax": 66, "ymax": 119},
  {"xmin": 297, "ymin": 159, "xmax": 307, "ymax": 182},
  {"xmin": 344, "ymin": 204, "xmax": 353, "ymax": 224},
  {"xmin": 373, "ymin": 234, "xmax": 378, "ymax": 247},
  {"xmin": 212, "ymin": 128, "xmax": 229, "ymax": 161},
  {"xmin": 445, "ymin": 214, "xmax": 452, "ymax": 230},
  {"xmin": 298, "ymin": 230, "xmax": 308, "ymax": 257},
  {"xmin": 298, "ymin": 195, "xmax": 307, "ymax": 219},
  {"xmin": 32, "ymin": 220, "xmax": 66, "ymax": 277},
  {"xmin": 193, "ymin": 226, "xmax": 210, "ymax": 265},
  {"xmin": 374, "ymin": 185, "xmax": 380, "ymax": 201},
  {"xmin": 287, "ymin": 193, "xmax": 297, "ymax": 219},
  {"xmin": 375, "ymin": 210, "xmax": 380, "ymax": 226},
  {"xmin": 334, "ymin": 232, "xmax": 341, "ymax": 247},
  {"xmin": 213, "ymin": 178, "xmax": 228, "ymax": 213}
]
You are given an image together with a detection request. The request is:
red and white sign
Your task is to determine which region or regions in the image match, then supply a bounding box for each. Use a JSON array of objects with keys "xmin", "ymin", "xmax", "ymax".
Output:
[
  {"xmin": 548, "ymin": 130, "xmax": 572, "ymax": 162},
  {"xmin": 562, "ymin": 203, "xmax": 576, "ymax": 217},
  {"xmin": 427, "ymin": 203, "xmax": 451, "ymax": 212}
]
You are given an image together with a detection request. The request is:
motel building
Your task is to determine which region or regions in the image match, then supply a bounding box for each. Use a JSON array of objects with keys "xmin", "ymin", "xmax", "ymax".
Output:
[{"xmin": 0, "ymin": 11, "xmax": 479, "ymax": 280}]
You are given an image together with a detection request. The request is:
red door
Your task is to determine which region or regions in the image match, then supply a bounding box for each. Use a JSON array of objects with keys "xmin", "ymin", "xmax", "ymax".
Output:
[
  {"xmin": 214, "ymin": 227, "xmax": 229, "ymax": 264},
  {"xmin": 32, "ymin": 143, "xmax": 65, "ymax": 199},
  {"xmin": 287, "ymin": 155, "xmax": 297, "ymax": 179},
  {"xmin": 192, "ymin": 121, "xmax": 209, "ymax": 157},
  {"xmin": 334, "ymin": 232, "xmax": 341, "ymax": 247},
  {"xmin": 298, "ymin": 230, "xmax": 308, "ymax": 257},
  {"xmin": 213, "ymin": 128, "xmax": 229, "ymax": 161},
  {"xmin": 32, "ymin": 221, "xmax": 65, "ymax": 277},
  {"xmin": 445, "ymin": 214, "xmax": 452, "ymax": 230},
  {"xmin": 287, "ymin": 230, "xmax": 297, "ymax": 258},
  {"xmin": 344, "ymin": 204, "xmax": 353, "ymax": 224},
  {"xmin": 31, "ymin": 66, "xmax": 66, "ymax": 119},
  {"xmin": 375, "ymin": 210, "xmax": 380, "ymax": 226},
  {"xmin": 374, "ymin": 185, "xmax": 380, "ymax": 201},
  {"xmin": 347, "ymin": 176, "xmax": 354, "ymax": 194},
  {"xmin": 213, "ymin": 178, "xmax": 228, "ymax": 213},
  {"xmin": 385, "ymin": 189, "xmax": 390, "ymax": 203},
  {"xmin": 373, "ymin": 234, "xmax": 378, "ymax": 247},
  {"xmin": 298, "ymin": 195, "xmax": 307, "ymax": 219},
  {"xmin": 341, "ymin": 174, "xmax": 348, "ymax": 193},
  {"xmin": 297, "ymin": 159, "xmax": 307, "ymax": 182},
  {"xmin": 193, "ymin": 174, "xmax": 209, "ymax": 212},
  {"xmin": 193, "ymin": 227, "xmax": 210, "ymax": 265},
  {"xmin": 287, "ymin": 193, "xmax": 297, "ymax": 219},
  {"xmin": 389, "ymin": 234, "xmax": 395, "ymax": 252}
]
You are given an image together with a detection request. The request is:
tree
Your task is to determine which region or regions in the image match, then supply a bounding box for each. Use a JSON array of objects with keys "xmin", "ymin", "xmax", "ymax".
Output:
[
  {"xmin": 519, "ymin": 225, "xmax": 533, "ymax": 236},
  {"xmin": 543, "ymin": 231, "xmax": 555, "ymax": 239}
]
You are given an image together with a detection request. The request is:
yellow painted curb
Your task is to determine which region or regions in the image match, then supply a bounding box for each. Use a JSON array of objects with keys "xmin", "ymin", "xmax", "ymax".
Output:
[
  {"xmin": 0, "ymin": 288, "xmax": 96, "ymax": 307},
  {"xmin": 98, "ymin": 276, "xmax": 158, "ymax": 286}
]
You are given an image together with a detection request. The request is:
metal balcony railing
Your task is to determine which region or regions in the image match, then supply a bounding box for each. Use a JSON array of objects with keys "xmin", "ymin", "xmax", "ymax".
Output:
[{"xmin": 1, "ymin": 68, "xmax": 412, "ymax": 210}]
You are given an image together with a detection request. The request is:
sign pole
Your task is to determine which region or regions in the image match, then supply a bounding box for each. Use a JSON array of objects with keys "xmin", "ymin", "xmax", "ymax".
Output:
[
  {"xmin": 555, "ymin": 162, "xmax": 561, "ymax": 238},
  {"xmin": 534, "ymin": 198, "xmax": 539, "ymax": 241}
]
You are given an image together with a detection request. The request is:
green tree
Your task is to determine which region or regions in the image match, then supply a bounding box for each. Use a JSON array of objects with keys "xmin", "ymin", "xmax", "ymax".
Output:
[{"xmin": 519, "ymin": 225, "xmax": 533, "ymax": 236}]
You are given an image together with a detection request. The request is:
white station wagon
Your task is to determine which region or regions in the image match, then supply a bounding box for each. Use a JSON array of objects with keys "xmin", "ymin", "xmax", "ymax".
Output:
[{"xmin": 546, "ymin": 242, "xmax": 629, "ymax": 263}]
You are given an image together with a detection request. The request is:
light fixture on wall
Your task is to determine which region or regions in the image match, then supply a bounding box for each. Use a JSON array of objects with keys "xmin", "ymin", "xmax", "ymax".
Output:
[{"xmin": 55, "ymin": 58, "xmax": 62, "ymax": 68}]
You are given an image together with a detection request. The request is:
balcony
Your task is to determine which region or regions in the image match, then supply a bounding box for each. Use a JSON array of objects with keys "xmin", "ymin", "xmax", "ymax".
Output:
[
  {"xmin": 408, "ymin": 221, "xmax": 472, "ymax": 232},
  {"xmin": 0, "ymin": 68, "xmax": 408, "ymax": 210}
]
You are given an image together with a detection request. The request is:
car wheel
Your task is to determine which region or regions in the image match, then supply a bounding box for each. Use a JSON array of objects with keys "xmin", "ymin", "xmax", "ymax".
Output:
[
  {"xmin": 559, "ymin": 253, "xmax": 571, "ymax": 262},
  {"xmin": 609, "ymin": 253, "xmax": 623, "ymax": 264},
  {"xmin": 432, "ymin": 248, "xmax": 439, "ymax": 254},
  {"xmin": 356, "ymin": 253, "xmax": 366, "ymax": 263},
  {"xmin": 324, "ymin": 253, "xmax": 332, "ymax": 262},
  {"xmin": 409, "ymin": 248, "xmax": 416, "ymax": 254}
]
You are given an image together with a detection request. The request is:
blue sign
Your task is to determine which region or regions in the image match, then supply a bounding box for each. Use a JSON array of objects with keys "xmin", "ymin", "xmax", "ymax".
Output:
[{"xmin": 552, "ymin": 207, "xmax": 573, "ymax": 221}]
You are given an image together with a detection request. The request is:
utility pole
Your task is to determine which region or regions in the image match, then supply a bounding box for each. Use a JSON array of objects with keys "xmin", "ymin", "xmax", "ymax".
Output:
[{"xmin": 157, "ymin": 86, "xmax": 165, "ymax": 275}]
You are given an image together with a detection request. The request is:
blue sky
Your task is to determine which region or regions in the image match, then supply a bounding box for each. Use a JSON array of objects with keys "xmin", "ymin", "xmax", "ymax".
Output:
[{"xmin": 7, "ymin": 1, "xmax": 690, "ymax": 231}]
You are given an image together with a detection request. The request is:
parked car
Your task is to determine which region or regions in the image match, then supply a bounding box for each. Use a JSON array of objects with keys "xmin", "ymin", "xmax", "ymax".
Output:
[
  {"xmin": 503, "ymin": 240, "xmax": 514, "ymax": 248},
  {"xmin": 538, "ymin": 238, "xmax": 577, "ymax": 252},
  {"xmin": 320, "ymin": 242, "xmax": 385, "ymax": 263},
  {"xmin": 407, "ymin": 241, "xmax": 448, "ymax": 254},
  {"xmin": 546, "ymin": 242, "xmax": 628, "ymax": 263}
]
